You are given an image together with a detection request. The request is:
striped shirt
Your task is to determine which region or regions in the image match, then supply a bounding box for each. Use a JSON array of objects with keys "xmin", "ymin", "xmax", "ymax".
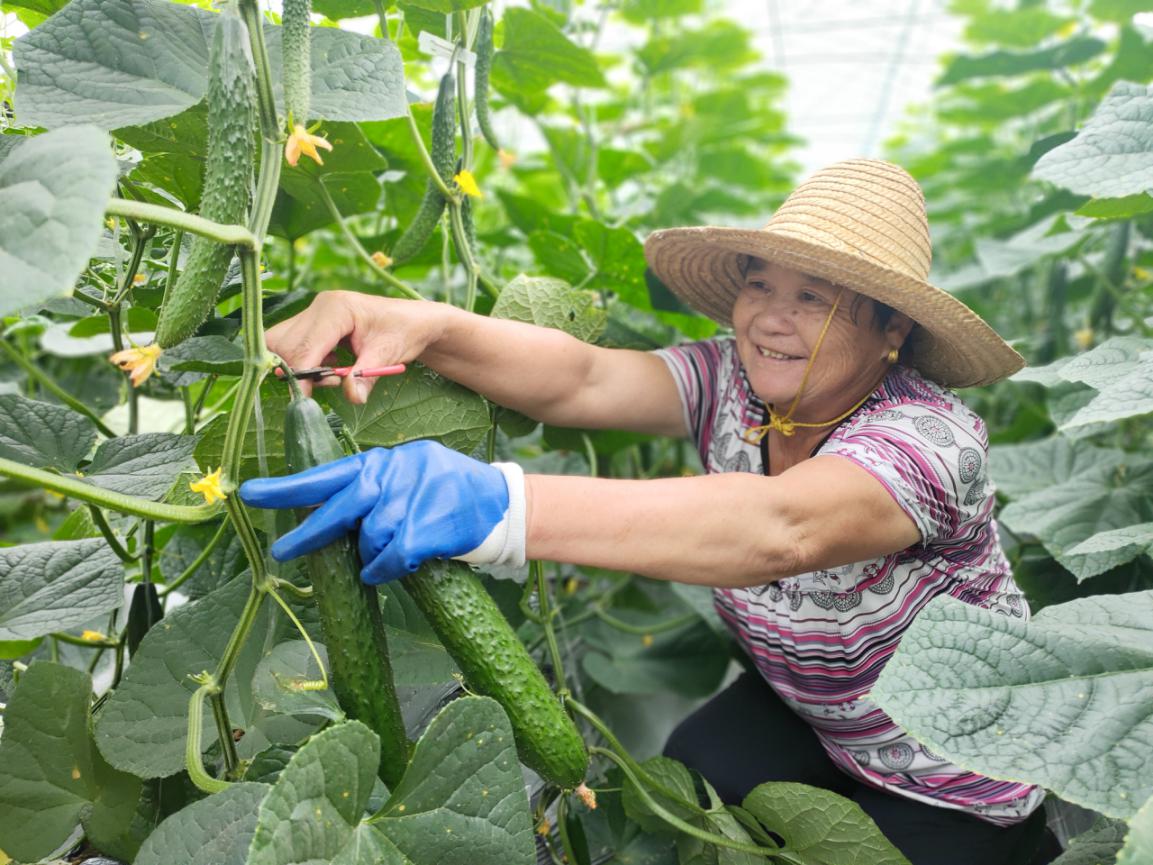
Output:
[{"xmin": 655, "ymin": 337, "xmax": 1044, "ymax": 826}]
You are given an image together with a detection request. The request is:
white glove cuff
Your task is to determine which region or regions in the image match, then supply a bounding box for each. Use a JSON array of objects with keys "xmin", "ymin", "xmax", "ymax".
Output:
[{"xmin": 456, "ymin": 462, "xmax": 527, "ymax": 569}]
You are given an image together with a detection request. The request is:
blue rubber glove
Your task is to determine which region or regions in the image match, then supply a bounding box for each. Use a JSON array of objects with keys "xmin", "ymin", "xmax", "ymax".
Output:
[{"xmin": 238, "ymin": 441, "xmax": 526, "ymax": 585}]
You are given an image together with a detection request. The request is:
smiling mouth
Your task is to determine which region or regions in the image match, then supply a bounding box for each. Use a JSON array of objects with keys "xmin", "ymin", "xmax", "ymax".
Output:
[{"xmin": 757, "ymin": 347, "xmax": 804, "ymax": 361}]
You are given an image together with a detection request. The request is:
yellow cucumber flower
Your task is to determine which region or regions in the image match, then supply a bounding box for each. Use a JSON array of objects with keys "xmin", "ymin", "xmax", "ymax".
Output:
[
  {"xmin": 109, "ymin": 343, "xmax": 162, "ymax": 387},
  {"xmin": 190, "ymin": 467, "xmax": 227, "ymax": 505},
  {"xmin": 453, "ymin": 169, "xmax": 483, "ymax": 198},
  {"xmin": 81, "ymin": 630, "xmax": 108, "ymax": 642},
  {"xmin": 498, "ymin": 148, "xmax": 517, "ymax": 170},
  {"xmin": 371, "ymin": 251, "xmax": 394, "ymax": 268},
  {"xmin": 285, "ymin": 124, "xmax": 333, "ymax": 167}
]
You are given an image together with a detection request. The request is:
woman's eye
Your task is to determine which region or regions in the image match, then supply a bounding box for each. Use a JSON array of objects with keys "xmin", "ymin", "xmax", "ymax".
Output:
[{"xmin": 800, "ymin": 291, "xmax": 823, "ymax": 303}]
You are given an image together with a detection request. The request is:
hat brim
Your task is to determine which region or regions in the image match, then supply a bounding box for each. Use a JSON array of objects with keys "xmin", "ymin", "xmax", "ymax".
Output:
[{"xmin": 644, "ymin": 225, "xmax": 1024, "ymax": 388}]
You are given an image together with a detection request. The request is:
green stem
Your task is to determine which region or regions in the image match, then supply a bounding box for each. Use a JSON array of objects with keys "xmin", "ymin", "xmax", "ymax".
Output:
[
  {"xmin": 105, "ymin": 200, "xmax": 259, "ymax": 249},
  {"xmin": 590, "ymin": 747, "xmax": 781, "ymax": 860},
  {"xmin": 87, "ymin": 506, "xmax": 138, "ymax": 563},
  {"xmin": 140, "ymin": 520, "xmax": 155, "ymax": 584},
  {"xmin": 448, "ymin": 201, "xmax": 481, "ymax": 309},
  {"xmin": 187, "ymin": 681, "xmax": 232, "ymax": 794},
  {"xmin": 161, "ymin": 519, "xmax": 229, "ymax": 597},
  {"xmin": 162, "ymin": 229, "xmax": 184, "ymax": 307},
  {"xmin": 53, "ymin": 631, "xmax": 118, "ymax": 649},
  {"xmin": 0, "ymin": 457, "xmax": 219, "ymax": 522},
  {"xmin": 533, "ymin": 561, "xmax": 567, "ymax": 695},
  {"xmin": 109, "ymin": 224, "xmax": 154, "ymax": 307},
  {"xmin": 210, "ymin": 690, "xmax": 239, "ymax": 774},
  {"xmin": 372, "ymin": 0, "xmax": 390, "ymax": 40},
  {"xmin": 594, "ymin": 609, "xmax": 698, "ymax": 636},
  {"xmin": 214, "ymin": 585, "xmax": 265, "ymax": 694},
  {"xmin": 313, "ymin": 178, "xmax": 423, "ymax": 299},
  {"xmin": 0, "ymin": 340, "xmax": 117, "ymax": 438},
  {"xmin": 406, "ymin": 106, "xmax": 455, "ymax": 200}
]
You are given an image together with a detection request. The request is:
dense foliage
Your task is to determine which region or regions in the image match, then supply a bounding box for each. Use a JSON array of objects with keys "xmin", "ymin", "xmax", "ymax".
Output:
[{"xmin": 0, "ymin": 0, "xmax": 1151, "ymax": 863}]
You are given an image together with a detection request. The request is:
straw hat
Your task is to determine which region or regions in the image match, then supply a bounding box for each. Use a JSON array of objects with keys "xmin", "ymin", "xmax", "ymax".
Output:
[{"xmin": 643, "ymin": 159, "xmax": 1023, "ymax": 388}]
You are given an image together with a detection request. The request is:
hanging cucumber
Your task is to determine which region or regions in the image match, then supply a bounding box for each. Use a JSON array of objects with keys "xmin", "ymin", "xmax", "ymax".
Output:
[
  {"xmin": 283, "ymin": 380, "xmax": 410, "ymax": 786},
  {"xmin": 474, "ymin": 8, "xmax": 500, "ymax": 152},
  {"xmin": 403, "ymin": 559, "xmax": 589, "ymax": 788},
  {"xmin": 282, "ymin": 0, "xmax": 312, "ymax": 126},
  {"xmin": 153, "ymin": 5, "xmax": 256, "ymax": 350},
  {"xmin": 391, "ymin": 72, "xmax": 456, "ymax": 264}
]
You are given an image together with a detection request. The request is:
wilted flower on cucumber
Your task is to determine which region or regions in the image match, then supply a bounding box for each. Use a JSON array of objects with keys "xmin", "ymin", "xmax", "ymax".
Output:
[{"xmin": 109, "ymin": 343, "xmax": 162, "ymax": 387}]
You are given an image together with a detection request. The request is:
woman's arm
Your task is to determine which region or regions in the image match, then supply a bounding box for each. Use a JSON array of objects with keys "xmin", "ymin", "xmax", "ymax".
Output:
[
  {"xmin": 524, "ymin": 455, "xmax": 922, "ymax": 588},
  {"xmin": 265, "ymin": 291, "xmax": 686, "ymax": 437}
]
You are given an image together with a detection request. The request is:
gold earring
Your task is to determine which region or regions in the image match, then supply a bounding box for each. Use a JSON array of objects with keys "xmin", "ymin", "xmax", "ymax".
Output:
[{"xmin": 886, "ymin": 348, "xmax": 899, "ymax": 364}]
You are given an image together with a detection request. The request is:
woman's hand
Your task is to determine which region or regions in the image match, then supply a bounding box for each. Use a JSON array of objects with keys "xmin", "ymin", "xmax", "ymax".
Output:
[
  {"xmin": 239, "ymin": 441, "xmax": 527, "ymax": 584},
  {"xmin": 266, "ymin": 291, "xmax": 444, "ymax": 404}
]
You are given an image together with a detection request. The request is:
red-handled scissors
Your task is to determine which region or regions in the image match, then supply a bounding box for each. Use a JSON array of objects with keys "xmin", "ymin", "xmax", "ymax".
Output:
[{"xmin": 274, "ymin": 364, "xmax": 407, "ymax": 381}]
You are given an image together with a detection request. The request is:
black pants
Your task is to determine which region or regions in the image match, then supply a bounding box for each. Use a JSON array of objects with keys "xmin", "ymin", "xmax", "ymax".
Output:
[{"xmin": 662, "ymin": 672, "xmax": 1061, "ymax": 865}]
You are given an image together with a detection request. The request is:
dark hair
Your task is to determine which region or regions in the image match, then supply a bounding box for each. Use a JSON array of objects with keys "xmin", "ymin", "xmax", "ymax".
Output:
[{"xmin": 849, "ymin": 293, "xmax": 897, "ymax": 330}]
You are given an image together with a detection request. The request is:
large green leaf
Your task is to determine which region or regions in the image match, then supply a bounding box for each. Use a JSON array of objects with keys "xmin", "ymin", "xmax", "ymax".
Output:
[
  {"xmin": 15, "ymin": 0, "xmax": 406, "ymax": 130},
  {"xmin": 997, "ymin": 442, "xmax": 1153, "ymax": 579},
  {"xmin": 94, "ymin": 576, "xmax": 273, "ymax": 778},
  {"xmin": 490, "ymin": 7, "xmax": 605, "ymax": 113},
  {"xmin": 491, "ymin": 274, "xmax": 606, "ymax": 342},
  {"xmin": 393, "ymin": 0, "xmax": 487, "ymax": 12},
  {"xmin": 937, "ymin": 36, "xmax": 1105, "ymax": 86},
  {"xmin": 379, "ymin": 583, "xmax": 457, "ymax": 686},
  {"xmin": 581, "ymin": 618, "xmax": 729, "ymax": 698},
  {"xmin": 742, "ymin": 782, "xmax": 911, "ymax": 865},
  {"xmin": 990, "ymin": 434, "xmax": 1123, "ymax": 498},
  {"xmin": 0, "ymin": 663, "xmax": 141, "ymax": 863},
  {"xmin": 320, "ymin": 365, "xmax": 490, "ymax": 454},
  {"xmin": 1033, "ymin": 81, "xmax": 1153, "ymax": 197},
  {"xmin": 195, "ymin": 382, "xmax": 290, "ymax": 480},
  {"xmin": 1118, "ymin": 793, "xmax": 1153, "ymax": 865},
  {"xmin": 637, "ymin": 20, "xmax": 758, "ymax": 75},
  {"xmin": 0, "ymin": 539, "xmax": 122, "ymax": 641},
  {"xmin": 1062, "ymin": 352, "xmax": 1153, "ymax": 430},
  {"xmin": 14, "ymin": 0, "xmax": 211, "ymax": 129},
  {"xmin": 1049, "ymin": 818, "xmax": 1128, "ymax": 865},
  {"xmin": 82, "ymin": 433, "xmax": 201, "ymax": 500},
  {"xmin": 134, "ymin": 782, "xmax": 270, "ymax": 865},
  {"xmin": 871, "ymin": 592, "xmax": 1153, "ymax": 819},
  {"xmin": 248, "ymin": 721, "xmax": 400, "ymax": 865},
  {"xmin": 373, "ymin": 696, "xmax": 536, "ymax": 865},
  {"xmin": 1088, "ymin": 0, "xmax": 1153, "ymax": 23},
  {"xmin": 0, "ymin": 393, "xmax": 97, "ymax": 472},
  {"xmin": 252, "ymin": 640, "xmax": 343, "ymax": 722},
  {"xmin": 159, "ymin": 521, "xmax": 248, "ymax": 600},
  {"xmin": 0, "ymin": 126, "xmax": 119, "ymax": 317},
  {"xmin": 264, "ymin": 27, "xmax": 407, "ymax": 123},
  {"xmin": 964, "ymin": 8, "xmax": 1073, "ymax": 48}
]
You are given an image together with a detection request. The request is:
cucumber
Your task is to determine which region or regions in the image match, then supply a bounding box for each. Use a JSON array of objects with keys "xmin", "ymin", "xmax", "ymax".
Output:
[
  {"xmin": 282, "ymin": 0, "xmax": 312, "ymax": 126},
  {"xmin": 474, "ymin": 8, "xmax": 500, "ymax": 151},
  {"xmin": 283, "ymin": 386, "xmax": 409, "ymax": 786},
  {"xmin": 403, "ymin": 559, "xmax": 589, "ymax": 788},
  {"xmin": 154, "ymin": 6, "xmax": 256, "ymax": 350},
  {"xmin": 391, "ymin": 72, "xmax": 456, "ymax": 264}
]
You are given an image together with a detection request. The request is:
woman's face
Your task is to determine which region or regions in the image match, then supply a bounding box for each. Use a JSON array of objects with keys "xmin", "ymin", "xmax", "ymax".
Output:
[{"xmin": 731, "ymin": 258, "xmax": 911, "ymax": 416}]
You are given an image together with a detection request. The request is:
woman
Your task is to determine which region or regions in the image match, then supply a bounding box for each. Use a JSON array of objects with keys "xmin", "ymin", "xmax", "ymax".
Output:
[{"xmin": 240, "ymin": 160, "xmax": 1057, "ymax": 864}]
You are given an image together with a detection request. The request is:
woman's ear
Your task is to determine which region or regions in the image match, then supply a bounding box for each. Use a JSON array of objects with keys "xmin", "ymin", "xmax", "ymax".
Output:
[{"xmin": 887, "ymin": 311, "xmax": 916, "ymax": 346}]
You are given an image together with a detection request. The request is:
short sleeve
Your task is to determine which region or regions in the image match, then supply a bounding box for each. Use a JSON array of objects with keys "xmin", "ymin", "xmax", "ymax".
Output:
[
  {"xmin": 653, "ymin": 340, "xmax": 727, "ymax": 453},
  {"xmin": 822, "ymin": 406, "xmax": 992, "ymax": 546}
]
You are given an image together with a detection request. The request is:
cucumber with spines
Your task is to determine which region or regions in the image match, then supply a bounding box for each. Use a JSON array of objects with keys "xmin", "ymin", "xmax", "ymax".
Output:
[
  {"xmin": 153, "ymin": 6, "xmax": 256, "ymax": 350},
  {"xmin": 391, "ymin": 72, "xmax": 456, "ymax": 264},
  {"xmin": 403, "ymin": 559, "xmax": 589, "ymax": 788},
  {"xmin": 283, "ymin": 383, "xmax": 409, "ymax": 785},
  {"xmin": 282, "ymin": 0, "xmax": 312, "ymax": 125},
  {"xmin": 474, "ymin": 8, "xmax": 500, "ymax": 151}
]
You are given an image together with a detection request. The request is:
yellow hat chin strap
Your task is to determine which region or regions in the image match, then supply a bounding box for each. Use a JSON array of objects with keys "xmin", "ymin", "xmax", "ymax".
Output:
[{"xmin": 742, "ymin": 288, "xmax": 877, "ymax": 445}]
